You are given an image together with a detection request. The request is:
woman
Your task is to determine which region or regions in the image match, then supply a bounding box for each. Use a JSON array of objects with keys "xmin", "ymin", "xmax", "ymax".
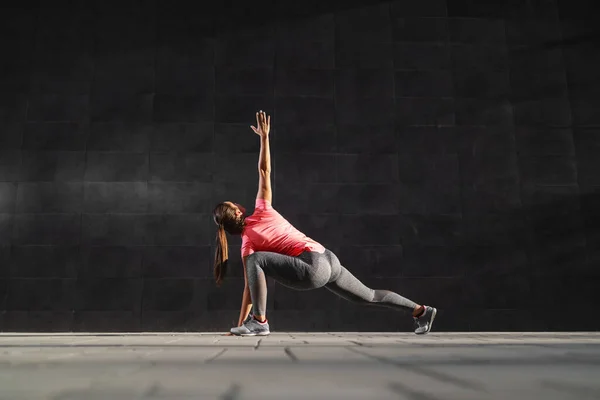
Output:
[{"xmin": 213, "ymin": 111, "xmax": 436, "ymax": 336}]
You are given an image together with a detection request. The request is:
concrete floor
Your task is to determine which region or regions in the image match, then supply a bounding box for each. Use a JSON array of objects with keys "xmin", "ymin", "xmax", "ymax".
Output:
[{"xmin": 0, "ymin": 332, "xmax": 599, "ymax": 399}]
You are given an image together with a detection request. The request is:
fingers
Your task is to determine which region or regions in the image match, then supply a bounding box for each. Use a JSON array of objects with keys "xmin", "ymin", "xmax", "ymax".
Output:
[
  {"xmin": 255, "ymin": 110, "xmax": 270, "ymax": 130},
  {"xmin": 250, "ymin": 125, "xmax": 259, "ymax": 134}
]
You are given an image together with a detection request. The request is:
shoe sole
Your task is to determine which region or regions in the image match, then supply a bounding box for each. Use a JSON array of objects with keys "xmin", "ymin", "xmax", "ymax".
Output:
[
  {"xmin": 239, "ymin": 331, "xmax": 270, "ymax": 337},
  {"xmin": 416, "ymin": 308, "xmax": 437, "ymax": 335}
]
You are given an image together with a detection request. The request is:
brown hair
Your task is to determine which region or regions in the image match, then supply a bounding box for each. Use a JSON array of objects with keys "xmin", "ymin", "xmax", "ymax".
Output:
[{"xmin": 212, "ymin": 203, "xmax": 245, "ymax": 286}]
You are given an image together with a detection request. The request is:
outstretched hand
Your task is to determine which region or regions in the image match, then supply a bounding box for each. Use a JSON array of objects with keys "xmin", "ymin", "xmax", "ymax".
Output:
[{"xmin": 251, "ymin": 110, "xmax": 270, "ymax": 137}]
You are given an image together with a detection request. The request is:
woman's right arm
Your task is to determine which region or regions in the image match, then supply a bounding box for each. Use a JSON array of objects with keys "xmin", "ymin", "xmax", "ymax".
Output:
[{"xmin": 236, "ymin": 256, "xmax": 252, "ymax": 326}]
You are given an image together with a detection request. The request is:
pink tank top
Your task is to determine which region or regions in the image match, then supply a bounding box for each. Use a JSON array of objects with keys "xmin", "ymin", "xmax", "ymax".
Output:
[{"xmin": 240, "ymin": 199, "xmax": 325, "ymax": 258}]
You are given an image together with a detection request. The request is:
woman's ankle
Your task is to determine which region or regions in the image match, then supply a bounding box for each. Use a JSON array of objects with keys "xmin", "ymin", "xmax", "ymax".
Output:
[{"xmin": 412, "ymin": 305, "xmax": 425, "ymax": 318}]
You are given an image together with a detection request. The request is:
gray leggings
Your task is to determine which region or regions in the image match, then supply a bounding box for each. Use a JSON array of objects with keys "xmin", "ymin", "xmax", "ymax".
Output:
[{"xmin": 245, "ymin": 249, "xmax": 418, "ymax": 317}]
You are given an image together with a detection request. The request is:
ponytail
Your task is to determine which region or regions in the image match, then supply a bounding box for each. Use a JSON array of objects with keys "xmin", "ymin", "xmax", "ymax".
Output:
[
  {"xmin": 212, "ymin": 202, "xmax": 245, "ymax": 286},
  {"xmin": 213, "ymin": 225, "xmax": 229, "ymax": 286}
]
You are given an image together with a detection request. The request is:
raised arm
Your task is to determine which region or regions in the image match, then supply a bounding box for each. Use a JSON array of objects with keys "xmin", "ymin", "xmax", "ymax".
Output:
[{"xmin": 251, "ymin": 110, "xmax": 272, "ymax": 203}]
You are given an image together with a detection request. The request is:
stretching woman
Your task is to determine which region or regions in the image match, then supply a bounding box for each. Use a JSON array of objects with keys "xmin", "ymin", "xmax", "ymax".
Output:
[{"xmin": 212, "ymin": 111, "xmax": 437, "ymax": 336}]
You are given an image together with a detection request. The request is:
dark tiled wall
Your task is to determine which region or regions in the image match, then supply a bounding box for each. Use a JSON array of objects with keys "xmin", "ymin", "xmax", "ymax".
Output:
[{"xmin": 0, "ymin": 0, "xmax": 598, "ymax": 332}]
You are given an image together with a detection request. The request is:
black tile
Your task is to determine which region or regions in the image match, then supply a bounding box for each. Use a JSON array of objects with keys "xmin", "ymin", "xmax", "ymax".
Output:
[
  {"xmin": 520, "ymin": 156, "xmax": 578, "ymax": 186},
  {"xmin": 93, "ymin": 51, "xmax": 154, "ymax": 95},
  {"xmin": 13, "ymin": 214, "xmax": 81, "ymax": 245},
  {"xmin": 391, "ymin": 0, "xmax": 448, "ymax": 17},
  {"xmin": 337, "ymin": 154, "xmax": 399, "ymax": 183},
  {"xmin": 7, "ymin": 278, "xmax": 76, "ymax": 311},
  {"xmin": 0, "ymin": 182, "xmax": 16, "ymax": 213},
  {"xmin": 392, "ymin": 17, "xmax": 448, "ymax": 42},
  {"xmin": 75, "ymin": 278, "xmax": 142, "ymax": 311},
  {"xmin": 402, "ymin": 245, "xmax": 467, "ymax": 277},
  {"xmin": 215, "ymin": 96, "xmax": 273, "ymax": 124},
  {"xmin": 0, "ymin": 123, "xmax": 23, "ymax": 150},
  {"xmin": 83, "ymin": 182, "xmax": 148, "ymax": 213},
  {"xmin": 0, "ymin": 214, "xmax": 13, "ymax": 245},
  {"xmin": 516, "ymin": 127, "xmax": 574, "ymax": 156},
  {"xmin": 335, "ymin": 69, "xmax": 394, "ymax": 99},
  {"xmin": 276, "ymin": 40, "xmax": 335, "ymax": 69},
  {"xmin": 91, "ymin": 93, "xmax": 154, "ymax": 123},
  {"xmin": 153, "ymin": 94, "xmax": 213, "ymax": 123},
  {"xmin": 318, "ymin": 184, "xmax": 400, "ymax": 215},
  {"xmin": 150, "ymin": 123, "xmax": 212, "ymax": 152},
  {"xmin": 213, "ymin": 153, "xmax": 260, "ymax": 183},
  {"xmin": 16, "ymin": 182, "xmax": 83, "ymax": 213},
  {"xmin": 73, "ymin": 311, "xmax": 140, "ymax": 332},
  {"xmin": 276, "ymin": 14, "xmax": 334, "ymax": 43},
  {"xmin": 29, "ymin": 56, "xmax": 94, "ymax": 95},
  {"xmin": 81, "ymin": 246, "xmax": 143, "ymax": 278},
  {"xmin": 519, "ymin": 155, "xmax": 577, "ymax": 186},
  {"xmin": 448, "ymin": 18, "xmax": 505, "ymax": 44},
  {"xmin": 26, "ymin": 94, "xmax": 89, "ymax": 122},
  {"xmin": 573, "ymin": 128, "xmax": 600, "ymax": 158},
  {"xmin": 275, "ymin": 69, "xmax": 334, "ymax": 97},
  {"xmin": 142, "ymin": 278, "xmax": 204, "ymax": 311},
  {"xmin": 336, "ymin": 96, "xmax": 394, "ymax": 125},
  {"xmin": 216, "ymin": 36, "xmax": 275, "ymax": 67},
  {"xmin": 155, "ymin": 39, "xmax": 214, "ymax": 66},
  {"xmin": 23, "ymin": 122, "xmax": 87, "ymax": 151},
  {"xmin": 454, "ymin": 98, "xmax": 513, "ymax": 127},
  {"xmin": 460, "ymin": 180, "xmax": 522, "ymax": 214},
  {"xmin": 274, "ymin": 124, "xmax": 336, "ymax": 153},
  {"xmin": 9, "ymin": 245, "xmax": 80, "ymax": 278},
  {"xmin": 2, "ymin": 311, "xmax": 74, "ymax": 332},
  {"xmin": 84, "ymin": 152, "xmax": 148, "ymax": 182},
  {"xmin": 447, "ymin": 0, "xmax": 508, "ymax": 18},
  {"xmin": 505, "ymin": 17, "xmax": 562, "ymax": 47},
  {"xmin": 570, "ymin": 97, "xmax": 600, "ymax": 127},
  {"xmin": 142, "ymin": 214, "xmax": 212, "ymax": 246},
  {"xmin": 89, "ymin": 122, "xmax": 152, "ymax": 152},
  {"xmin": 20, "ymin": 151, "xmax": 85, "ymax": 182},
  {"xmin": 403, "ymin": 214, "xmax": 464, "ymax": 246},
  {"xmin": 337, "ymin": 124, "xmax": 396, "ymax": 154},
  {"xmin": 339, "ymin": 215, "xmax": 403, "ymax": 245},
  {"xmin": 336, "ymin": 3, "xmax": 392, "ymax": 42},
  {"xmin": 216, "ymin": 67, "xmax": 273, "ymax": 96},
  {"xmin": 395, "ymin": 70, "xmax": 454, "ymax": 97},
  {"xmin": 274, "ymin": 152, "xmax": 336, "ymax": 184},
  {"xmin": 214, "ymin": 123, "xmax": 261, "ymax": 153},
  {"xmin": 453, "ymin": 68, "xmax": 511, "ymax": 99},
  {"xmin": 275, "ymin": 97, "xmax": 335, "ymax": 125},
  {"xmin": 513, "ymin": 97, "xmax": 572, "ymax": 127},
  {"xmin": 0, "ymin": 94, "xmax": 27, "ymax": 122},
  {"xmin": 82, "ymin": 214, "xmax": 146, "ymax": 246},
  {"xmin": 206, "ymin": 277, "xmax": 253, "ymax": 311},
  {"xmin": 396, "ymin": 98, "xmax": 455, "ymax": 127},
  {"xmin": 336, "ymin": 41, "xmax": 394, "ymax": 68},
  {"xmin": 451, "ymin": 44, "xmax": 509, "ymax": 71},
  {"xmin": 397, "ymin": 126, "xmax": 459, "ymax": 155},
  {"xmin": 149, "ymin": 153, "xmax": 213, "ymax": 182},
  {"xmin": 147, "ymin": 182, "xmax": 212, "ymax": 213},
  {"xmin": 509, "ymin": 48, "xmax": 568, "ymax": 99},
  {"xmin": 156, "ymin": 63, "xmax": 214, "ymax": 96},
  {"xmin": 143, "ymin": 246, "xmax": 212, "ymax": 278},
  {"xmin": 0, "ymin": 151, "xmax": 21, "ymax": 182},
  {"xmin": 394, "ymin": 43, "xmax": 452, "ymax": 70}
]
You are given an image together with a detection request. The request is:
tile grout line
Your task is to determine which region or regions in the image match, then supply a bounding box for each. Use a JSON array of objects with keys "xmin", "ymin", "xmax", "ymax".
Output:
[
  {"xmin": 205, "ymin": 348, "xmax": 227, "ymax": 363},
  {"xmin": 345, "ymin": 346, "xmax": 485, "ymax": 392}
]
